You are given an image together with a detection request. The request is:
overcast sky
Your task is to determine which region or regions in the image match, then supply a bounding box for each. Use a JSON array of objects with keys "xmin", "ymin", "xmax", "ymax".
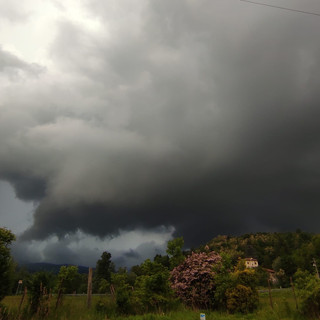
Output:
[{"xmin": 1, "ymin": 0, "xmax": 320, "ymax": 268}]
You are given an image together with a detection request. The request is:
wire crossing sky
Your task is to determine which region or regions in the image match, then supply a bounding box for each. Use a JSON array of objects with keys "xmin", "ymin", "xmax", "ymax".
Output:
[{"xmin": 240, "ymin": 0, "xmax": 320, "ymax": 17}]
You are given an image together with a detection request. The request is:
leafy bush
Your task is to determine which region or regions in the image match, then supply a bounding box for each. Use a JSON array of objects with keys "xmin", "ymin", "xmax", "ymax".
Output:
[
  {"xmin": 233, "ymin": 268, "xmax": 258, "ymax": 289},
  {"xmin": 294, "ymin": 268, "xmax": 315, "ymax": 290},
  {"xmin": 213, "ymin": 257, "xmax": 259, "ymax": 313},
  {"xmin": 28, "ymin": 272, "xmax": 54, "ymax": 316},
  {"xmin": 110, "ymin": 271, "xmax": 135, "ymax": 315},
  {"xmin": 57, "ymin": 265, "xmax": 81, "ymax": 294},
  {"xmin": 300, "ymin": 284, "xmax": 320, "ymax": 319},
  {"xmin": 294, "ymin": 269, "xmax": 320, "ymax": 318},
  {"xmin": 225, "ymin": 284, "xmax": 259, "ymax": 313},
  {"xmin": 133, "ymin": 275, "xmax": 173, "ymax": 313},
  {"xmin": 170, "ymin": 251, "xmax": 221, "ymax": 309},
  {"xmin": 0, "ymin": 303, "xmax": 9, "ymax": 320},
  {"xmin": 116, "ymin": 284, "xmax": 133, "ymax": 315},
  {"xmin": 95, "ymin": 299, "xmax": 117, "ymax": 317},
  {"xmin": 131, "ymin": 260, "xmax": 175, "ymax": 314}
]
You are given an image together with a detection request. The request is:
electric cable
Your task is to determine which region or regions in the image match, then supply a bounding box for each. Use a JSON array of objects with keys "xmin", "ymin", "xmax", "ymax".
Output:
[{"xmin": 240, "ymin": 0, "xmax": 320, "ymax": 17}]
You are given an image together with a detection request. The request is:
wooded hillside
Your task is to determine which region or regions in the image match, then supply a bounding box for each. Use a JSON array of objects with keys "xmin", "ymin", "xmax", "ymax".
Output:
[{"xmin": 202, "ymin": 230, "xmax": 319, "ymax": 286}]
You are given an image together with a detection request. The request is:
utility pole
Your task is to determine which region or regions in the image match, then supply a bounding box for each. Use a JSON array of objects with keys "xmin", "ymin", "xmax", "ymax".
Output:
[{"xmin": 313, "ymin": 258, "xmax": 319, "ymax": 279}]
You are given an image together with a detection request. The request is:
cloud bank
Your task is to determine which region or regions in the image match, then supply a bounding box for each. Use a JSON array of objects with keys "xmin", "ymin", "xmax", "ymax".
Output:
[{"xmin": 1, "ymin": 0, "xmax": 320, "ymax": 265}]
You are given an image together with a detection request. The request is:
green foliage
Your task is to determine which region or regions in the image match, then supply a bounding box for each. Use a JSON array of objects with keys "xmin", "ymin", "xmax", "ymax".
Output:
[
  {"xmin": 255, "ymin": 267, "xmax": 269, "ymax": 287},
  {"xmin": 77, "ymin": 273, "xmax": 88, "ymax": 293},
  {"xmin": 57, "ymin": 265, "xmax": 81, "ymax": 294},
  {"xmin": 112, "ymin": 259, "xmax": 175, "ymax": 315},
  {"xmin": 112, "ymin": 272, "xmax": 129, "ymax": 286},
  {"xmin": 111, "ymin": 271, "xmax": 135, "ymax": 314},
  {"xmin": 133, "ymin": 273, "xmax": 173, "ymax": 313},
  {"xmin": 166, "ymin": 237, "xmax": 185, "ymax": 269},
  {"xmin": 166, "ymin": 237, "xmax": 184, "ymax": 257},
  {"xmin": 213, "ymin": 271, "xmax": 234, "ymax": 309},
  {"xmin": 5, "ymin": 231, "xmax": 320, "ymax": 318},
  {"xmin": 206, "ymin": 231, "xmax": 320, "ymax": 287},
  {"xmin": 153, "ymin": 254, "xmax": 170, "ymax": 269},
  {"xmin": 98, "ymin": 278, "xmax": 109, "ymax": 293},
  {"xmin": 233, "ymin": 268, "xmax": 258, "ymax": 289},
  {"xmin": 132, "ymin": 260, "xmax": 175, "ymax": 314},
  {"xmin": 213, "ymin": 254, "xmax": 235, "ymax": 309},
  {"xmin": 226, "ymin": 265, "xmax": 259, "ymax": 313},
  {"xmin": 294, "ymin": 268, "xmax": 315, "ymax": 290},
  {"xmin": 300, "ymin": 283, "xmax": 320, "ymax": 319},
  {"xmin": 131, "ymin": 264, "xmax": 144, "ymax": 276},
  {"xmin": 1, "ymin": 292, "xmax": 305, "ymax": 320},
  {"xmin": 0, "ymin": 303, "xmax": 9, "ymax": 320},
  {"xmin": 0, "ymin": 228, "xmax": 15, "ymax": 302},
  {"xmin": 11, "ymin": 266, "xmax": 33, "ymax": 295},
  {"xmin": 94, "ymin": 251, "xmax": 115, "ymax": 293},
  {"xmin": 96, "ymin": 251, "xmax": 114, "ymax": 282},
  {"xmin": 95, "ymin": 299, "xmax": 117, "ymax": 317},
  {"xmin": 116, "ymin": 283, "xmax": 133, "ymax": 315},
  {"xmin": 294, "ymin": 269, "xmax": 320, "ymax": 318},
  {"xmin": 225, "ymin": 284, "xmax": 259, "ymax": 314},
  {"xmin": 28, "ymin": 271, "xmax": 55, "ymax": 315},
  {"xmin": 0, "ymin": 228, "xmax": 15, "ymax": 246},
  {"xmin": 213, "ymin": 256, "xmax": 259, "ymax": 313}
]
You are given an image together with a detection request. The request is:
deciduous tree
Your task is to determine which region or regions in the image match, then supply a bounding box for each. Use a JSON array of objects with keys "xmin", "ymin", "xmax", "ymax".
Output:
[
  {"xmin": 57, "ymin": 265, "xmax": 81, "ymax": 294},
  {"xmin": 0, "ymin": 227, "xmax": 15, "ymax": 301},
  {"xmin": 166, "ymin": 237, "xmax": 185, "ymax": 269}
]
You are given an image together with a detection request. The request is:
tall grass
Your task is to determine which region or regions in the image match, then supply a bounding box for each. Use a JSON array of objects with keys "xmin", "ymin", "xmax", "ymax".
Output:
[{"xmin": 2, "ymin": 289, "xmax": 305, "ymax": 320}]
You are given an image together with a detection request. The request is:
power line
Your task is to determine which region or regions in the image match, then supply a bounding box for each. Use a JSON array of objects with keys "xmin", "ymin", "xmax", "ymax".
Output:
[{"xmin": 240, "ymin": 0, "xmax": 320, "ymax": 17}]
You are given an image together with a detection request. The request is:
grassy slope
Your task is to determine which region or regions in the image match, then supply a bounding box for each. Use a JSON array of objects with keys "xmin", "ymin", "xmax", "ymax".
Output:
[{"xmin": 2, "ymin": 289, "xmax": 304, "ymax": 320}]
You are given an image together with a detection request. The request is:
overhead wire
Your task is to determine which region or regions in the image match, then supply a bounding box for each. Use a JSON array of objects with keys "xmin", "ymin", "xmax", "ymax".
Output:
[{"xmin": 240, "ymin": 0, "xmax": 320, "ymax": 17}]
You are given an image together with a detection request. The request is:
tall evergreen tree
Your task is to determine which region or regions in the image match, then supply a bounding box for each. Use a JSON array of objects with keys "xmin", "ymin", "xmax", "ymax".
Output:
[{"xmin": 93, "ymin": 251, "xmax": 115, "ymax": 293}]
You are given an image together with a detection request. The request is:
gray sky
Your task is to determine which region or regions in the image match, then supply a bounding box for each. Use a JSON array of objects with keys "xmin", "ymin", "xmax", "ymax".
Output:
[{"xmin": 1, "ymin": 0, "xmax": 320, "ymax": 267}]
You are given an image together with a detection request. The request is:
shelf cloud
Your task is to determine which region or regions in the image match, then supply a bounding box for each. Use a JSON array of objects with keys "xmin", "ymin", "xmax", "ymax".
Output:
[{"xmin": 1, "ymin": 0, "xmax": 320, "ymax": 265}]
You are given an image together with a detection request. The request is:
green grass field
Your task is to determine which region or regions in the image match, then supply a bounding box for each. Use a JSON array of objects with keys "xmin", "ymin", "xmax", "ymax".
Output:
[{"xmin": 1, "ymin": 289, "xmax": 305, "ymax": 320}]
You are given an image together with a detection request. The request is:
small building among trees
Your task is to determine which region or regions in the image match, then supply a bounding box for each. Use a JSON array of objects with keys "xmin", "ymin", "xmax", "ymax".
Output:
[{"xmin": 245, "ymin": 258, "xmax": 258, "ymax": 268}]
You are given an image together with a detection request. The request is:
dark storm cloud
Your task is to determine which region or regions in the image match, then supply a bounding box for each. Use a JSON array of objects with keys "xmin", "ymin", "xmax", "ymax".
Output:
[
  {"xmin": 1, "ymin": 0, "xmax": 320, "ymax": 250},
  {"xmin": 11, "ymin": 237, "xmax": 100, "ymax": 267},
  {"xmin": 113, "ymin": 242, "xmax": 165, "ymax": 268},
  {"xmin": 11, "ymin": 235, "xmax": 167, "ymax": 268},
  {"xmin": 42, "ymin": 242, "xmax": 78, "ymax": 265},
  {"xmin": 1, "ymin": 172, "xmax": 46, "ymax": 201},
  {"xmin": 124, "ymin": 249, "xmax": 141, "ymax": 259}
]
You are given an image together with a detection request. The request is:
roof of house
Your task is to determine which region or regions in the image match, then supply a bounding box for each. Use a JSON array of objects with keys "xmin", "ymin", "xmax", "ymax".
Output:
[
  {"xmin": 245, "ymin": 258, "xmax": 258, "ymax": 261},
  {"xmin": 263, "ymin": 268, "xmax": 275, "ymax": 273}
]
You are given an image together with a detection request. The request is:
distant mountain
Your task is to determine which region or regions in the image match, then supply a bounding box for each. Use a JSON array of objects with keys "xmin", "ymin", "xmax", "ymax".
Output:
[{"xmin": 19, "ymin": 262, "xmax": 90, "ymax": 274}]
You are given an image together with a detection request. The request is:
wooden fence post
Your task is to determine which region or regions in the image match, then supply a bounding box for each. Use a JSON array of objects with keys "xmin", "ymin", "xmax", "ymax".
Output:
[
  {"xmin": 55, "ymin": 279, "xmax": 64, "ymax": 310},
  {"xmin": 268, "ymin": 279, "xmax": 273, "ymax": 310},
  {"xmin": 87, "ymin": 267, "xmax": 93, "ymax": 308},
  {"xmin": 290, "ymin": 277, "xmax": 298, "ymax": 310},
  {"xmin": 18, "ymin": 287, "xmax": 27, "ymax": 314}
]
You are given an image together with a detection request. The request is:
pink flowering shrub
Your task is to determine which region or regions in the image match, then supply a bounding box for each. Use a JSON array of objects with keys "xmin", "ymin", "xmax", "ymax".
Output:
[{"xmin": 170, "ymin": 251, "xmax": 221, "ymax": 309}]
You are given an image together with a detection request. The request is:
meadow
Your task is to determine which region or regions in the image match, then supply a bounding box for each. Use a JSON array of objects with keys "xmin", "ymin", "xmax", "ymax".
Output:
[{"xmin": 1, "ymin": 289, "xmax": 305, "ymax": 320}]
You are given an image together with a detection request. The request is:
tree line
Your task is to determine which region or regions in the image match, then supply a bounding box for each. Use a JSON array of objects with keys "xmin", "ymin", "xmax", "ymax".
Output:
[
  {"xmin": 203, "ymin": 230, "xmax": 320, "ymax": 286},
  {"xmin": 2, "ymin": 227, "xmax": 320, "ymax": 318}
]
